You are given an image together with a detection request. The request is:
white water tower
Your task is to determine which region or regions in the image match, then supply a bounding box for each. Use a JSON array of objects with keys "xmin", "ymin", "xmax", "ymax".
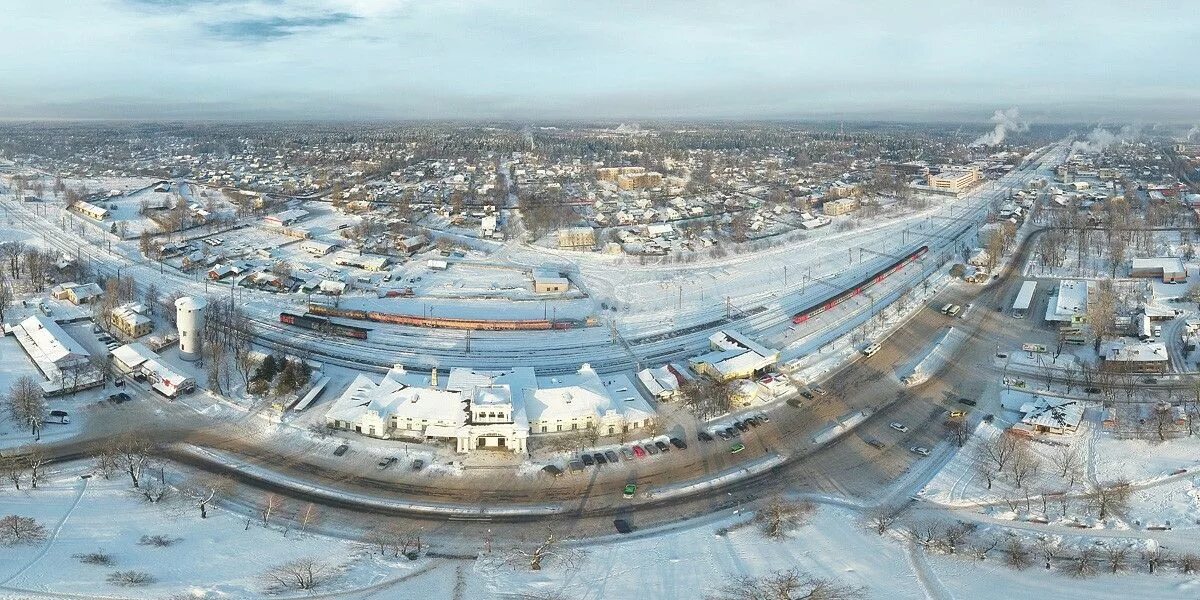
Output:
[{"xmin": 175, "ymin": 296, "xmax": 207, "ymax": 361}]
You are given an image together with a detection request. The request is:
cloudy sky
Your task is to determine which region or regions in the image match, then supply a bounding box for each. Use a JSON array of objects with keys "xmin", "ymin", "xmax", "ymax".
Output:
[{"xmin": 1, "ymin": 0, "xmax": 1198, "ymax": 122}]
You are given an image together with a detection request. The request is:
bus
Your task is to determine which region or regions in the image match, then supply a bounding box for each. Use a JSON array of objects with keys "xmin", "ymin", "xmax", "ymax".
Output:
[{"xmin": 1012, "ymin": 280, "xmax": 1037, "ymax": 319}]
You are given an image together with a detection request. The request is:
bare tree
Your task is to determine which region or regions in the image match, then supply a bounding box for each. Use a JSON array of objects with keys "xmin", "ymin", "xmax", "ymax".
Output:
[
  {"xmin": 1142, "ymin": 547, "xmax": 1167, "ymax": 574},
  {"xmin": 1004, "ymin": 538, "xmax": 1032, "ymax": 569},
  {"xmin": 5, "ymin": 375, "xmax": 47, "ymax": 439},
  {"xmin": 264, "ymin": 557, "xmax": 332, "ymax": 591},
  {"xmin": 110, "ymin": 434, "xmax": 153, "ymax": 489},
  {"xmin": 706, "ymin": 568, "xmax": 865, "ymax": 600},
  {"xmin": 1050, "ymin": 445, "xmax": 1084, "ymax": 488},
  {"xmin": 972, "ymin": 447, "xmax": 997, "ymax": 490},
  {"xmin": 1104, "ymin": 545, "xmax": 1129, "ymax": 573},
  {"xmin": 945, "ymin": 419, "xmax": 970, "ymax": 447},
  {"xmin": 507, "ymin": 527, "xmax": 582, "ymax": 571},
  {"xmin": 1177, "ymin": 553, "xmax": 1199, "ymax": 574},
  {"xmin": 0, "ymin": 515, "xmax": 48, "ymax": 545},
  {"xmin": 866, "ymin": 506, "xmax": 898, "ymax": 535},
  {"xmin": 1007, "ymin": 440, "xmax": 1040, "ymax": 489},
  {"xmin": 1089, "ymin": 479, "xmax": 1132, "ymax": 520},
  {"xmin": 1, "ymin": 455, "xmax": 26, "ymax": 490},
  {"xmin": 984, "ymin": 431, "xmax": 1020, "ymax": 472},
  {"xmin": 23, "ymin": 444, "xmax": 47, "ymax": 489},
  {"xmin": 1036, "ymin": 537, "xmax": 1059, "ymax": 570},
  {"xmin": 261, "ymin": 493, "xmax": 285, "ymax": 526},
  {"xmin": 755, "ymin": 497, "xmax": 816, "ymax": 540},
  {"xmin": 969, "ymin": 536, "xmax": 1000, "ymax": 561},
  {"xmin": 182, "ymin": 474, "xmax": 234, "ymax": 519}
]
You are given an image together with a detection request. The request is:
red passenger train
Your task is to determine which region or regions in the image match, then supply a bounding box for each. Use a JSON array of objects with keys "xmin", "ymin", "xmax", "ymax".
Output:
[
  {"xmin": 791, "ymin": 245, "xmax": 929, "ymax": 325},
  {"xmin": 305, "ymin": 303, "xmax": 593, "ymax": 331}
]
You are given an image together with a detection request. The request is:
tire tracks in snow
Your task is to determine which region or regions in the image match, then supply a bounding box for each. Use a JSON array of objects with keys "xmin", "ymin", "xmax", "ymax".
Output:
[
  {"xmin": 0, "ymin": 477, "xmax": 89, "ymax": 589},
  {"xmin": 904, "ymin": 541, "xmax": 955, "ymax": 600}
]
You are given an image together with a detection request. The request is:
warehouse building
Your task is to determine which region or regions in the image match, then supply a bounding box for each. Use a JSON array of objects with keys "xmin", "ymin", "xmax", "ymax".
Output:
[
  {"xmin": 926, "ymin": 168, "xmax": 981, "ymax": 195},
  {"xmin": 689, "ymin": 330, "xmax": 780, "ymax": 382},
  {"xmin": 1130, "ymin": 257, "xmax": 1187, "ymax": 283}
]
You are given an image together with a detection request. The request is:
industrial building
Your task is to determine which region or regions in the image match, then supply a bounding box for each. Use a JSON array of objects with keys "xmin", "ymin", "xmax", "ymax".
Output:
[
  {"xmin": 1045, "ymin": 279, "xmax": 1090, "ymax": 323},
  {"xmin": 1130, "ymin": 257, "xmax": 1187, "ymax": 283},
  {"xmin": 69, "ymin": 200, "xmax": 109, "ymax": 220}
]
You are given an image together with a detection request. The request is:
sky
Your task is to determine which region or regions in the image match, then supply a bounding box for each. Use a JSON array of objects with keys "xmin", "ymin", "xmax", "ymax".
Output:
[{"xmin": 1, "ymin": 0, "xmax": 1198, "ymax": 122}]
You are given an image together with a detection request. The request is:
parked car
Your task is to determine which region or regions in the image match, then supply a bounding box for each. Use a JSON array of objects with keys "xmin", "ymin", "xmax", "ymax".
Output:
[
  {"xmin": 958, "ymin": 398, "xmax": 978, "ymax": 406},
  {"xmin": 333, "ymin": 444, "xmax": 349, "ymax": 456},
  {"xmin": 593, "ymin": 452, "xmax": 608, "ymax": 465},
  {"xmin": 1143, "ymin": 377, "xmax": 1159, "ymax": 384},
  {"xmin": 377, "ymin": 457, "xmax": 397, "ymax": 470},
  {"xmin": 698, "ymin": 430, "xmax": 714, "ymax": 442},
  {"xmin": 644, "ymin": 443, "xmax": 659, "ymax": 455},
  {"xmin": 864, "ymin": 437, "xmax": 885, "ymax": 449},
  {"xmin": 730, "ymin": 442, "xmax": 746, "ymax": 454},
  {"xmin": 116, "ymin": 392, "xmax": 131, "ymax": 403},
  {"xmin": 654, "ymin": 440, "xmax": 670, "ymax": 452},
  {"xmin": 45, "ymin": 410, "xmax": 70, "ymax": 424},
  {"xmin": 733, "ymin": 421, "xmax": 749, "ymax": 432},
  {"xmin": 621, "ymin": 447, "xmax": 635, "ymax": 461},
  {"xmin": 581, "ymin": 453, "xmax": 596, "ymax": 466},
  {"xmin": 717, "ymin": 429, "xmax": 732, "ymax": 440},
  {"xmin": 411, "ymin": 459, "xmax": 425, "ymax": 471},
  {"xmin": 541, "ymin": 464, "xmax": 562, "ymax": 477},
  {"xmin": 669, "ymin": 437, "xmax": 687, "ymax": 450},
  {"xmin": 1084, "ymin": 387, "xmax": 1101, "ymax": 394},
  {"xmin": 632, "ymin": 446, "xmax": 646, "ymax": 458},
  {"xmin": 800, "ymin": 390, "xmax": 815, "ymax": 400},
  {"xmin": 613, "ymin": 519, "xmax": 633, "ymax": 534},
  {"xmin": 745, "ymin": 417, "xmax": 761, "ymax": 428},
  {"xmin": 756, "ymin": 413, "xmax": 770, "ymax": 423},
  {"xmin": 604, "ymin": 450, "xmax": 619, "ymax": 463},
  {"xmin": 623, "ymin": 484, "xmax": 637, "ymax": 499},
  {"xmin": 889, "ymin": 422, "xmax": 909, "ymax": 433},
  {"xmin": 811, "ymin": 384, "xmax": 828, "ymax": 396},
  {"xmin": 948, "ymin": 410, "xmax": 966, "ymax": 418},
  {"xmin": 568, "ymin": 460, "xmax": 585, "ymax": 473},
  {"xmin": 910, "ymin": 446, "xmax": 931, "ymax": 457}
]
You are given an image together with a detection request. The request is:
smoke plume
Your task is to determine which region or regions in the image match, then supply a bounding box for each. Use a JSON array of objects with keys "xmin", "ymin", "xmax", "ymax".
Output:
[{"xmin": 970, "ymin": 107, "xmax": 1029, "ymax": 146}]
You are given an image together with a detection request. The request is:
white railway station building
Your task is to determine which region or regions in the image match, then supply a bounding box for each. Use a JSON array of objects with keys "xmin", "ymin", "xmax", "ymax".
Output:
[{"xmin": 326, "ymin": 363, "xmax": 656, "ymax": 454}]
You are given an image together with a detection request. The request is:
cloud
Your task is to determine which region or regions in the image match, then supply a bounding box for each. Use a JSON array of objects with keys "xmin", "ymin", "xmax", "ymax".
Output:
[{"xmin": 206, "ymin": 12, "xmax": 360, "ymax": 40}]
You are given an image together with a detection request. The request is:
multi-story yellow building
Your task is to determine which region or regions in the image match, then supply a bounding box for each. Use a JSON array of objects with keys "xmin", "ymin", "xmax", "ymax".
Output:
[
  {"xmin": 823, "ymin": 197, "xmax": 858, "ymax": 216},
  {"xmin": 926, "ymin": 168, "xmax": 981, "ymax": 195}
]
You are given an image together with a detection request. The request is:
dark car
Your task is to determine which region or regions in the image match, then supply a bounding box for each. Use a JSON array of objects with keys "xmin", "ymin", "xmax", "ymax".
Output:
[
  {"xmin": 604, "ymin": 450, "xmax": 620, "ymax": 463},
  {"xmin": 733, "ymin": 420, "xmax": 749, "ymax": 432},
  {"xmin": 958, "ymin": 398, "xmax": 978, "ymax": 407},
  {"xmin": 1084, "ymin": 387, "xmax": 1101, "ymax": 394},
  {"xmin": 669, "ymin": 437, "xmax": 687, "ymax": 450},
  {"xmin": 113, "ymin": 378, "xmax": 125, "ymax": 387},
  {"xmin": 1143, "ymin": 377, "xmax": 1158, "ymax": 384},
  {"xmin": 117, "ymin": 392, "xmax": 132, "ymax": 402},
  {"xmin": 412, "ymin": 459, "xmax": 425, "ymax": 471},
  {"xmin": 333, "ymin": 444, "xmax": 349, "ymax": 456},
  {"xmin": 697, "ymin": 431, "xmax": 714, "ymax": 442},
  {"xmin": 745, "ymin": 417, "xmax": 761, "ymax": 428},
  {"xmin": 541, "ymin": 464, "xmax": 561, "ymax": 477},
  {"xmin": 717, "ymin": 429, "xmax": 732, "ymax": 440},
  {"xmin": 581, "ymin": 453, "xmax": 596, "ymax": 466},
  {"xmin": 800, "ymin": 390, "xmax": 815, "ymax": 400},
  {"xmin": 593, "ymin": 452, "xmax": 608, "ymax": 465},
  {"xmin": 654, "ymin": 440, "xmax": 670, "ymax": 452},
  {"xmin": 613, "ymin": 519, "xmax": 633, "ymax": 534}
]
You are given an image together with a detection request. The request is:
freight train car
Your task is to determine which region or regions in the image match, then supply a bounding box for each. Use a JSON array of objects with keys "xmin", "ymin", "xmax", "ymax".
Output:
[
  {"xmin": 306, "ymin": 303, "xmax": 594, "ymax": 331},
  {"xmin": 792, "ymin": 245, "xmax": 929, "ymax": 325},
  {"xmin": 279, "ymin": 312, "xmax": 370, "ymax": 340}
]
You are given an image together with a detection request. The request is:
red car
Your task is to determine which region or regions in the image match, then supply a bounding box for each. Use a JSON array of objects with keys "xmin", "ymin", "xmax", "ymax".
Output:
[{"xmin": 632, "ymin": 445, "xmax": 646, "ymax": 458}]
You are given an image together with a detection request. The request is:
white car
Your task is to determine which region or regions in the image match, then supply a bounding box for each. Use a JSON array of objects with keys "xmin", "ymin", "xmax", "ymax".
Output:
[
  {"xmin": 889, "ymin": 422, "xmax": 908, "ymax": 433},
  {"xmin": 910, "ymin": 446, "xmax": 930, "ymax": 457}
]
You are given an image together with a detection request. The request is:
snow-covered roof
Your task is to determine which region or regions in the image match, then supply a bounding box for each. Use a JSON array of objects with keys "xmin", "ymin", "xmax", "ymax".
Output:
[
  {"xmin": 17, "ymin": 315, "xmax": 89, "ymax": 366},
  {"xmin": 1101, "ymin": 339, "xmax": 1168, "ymax": 363},
  {"xmin": 1046, "ymin": 279, "xmax": 1089, "ymax": 322}
]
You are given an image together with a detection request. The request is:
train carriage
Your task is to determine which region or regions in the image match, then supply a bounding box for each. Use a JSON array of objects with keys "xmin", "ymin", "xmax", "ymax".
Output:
[{"xmin": 792, "ymin": 245, "xmax": 928, "ymax": 325}]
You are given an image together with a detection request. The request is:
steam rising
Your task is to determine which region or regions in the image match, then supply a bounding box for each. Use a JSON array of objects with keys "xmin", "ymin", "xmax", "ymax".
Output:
[
  {"xmin": 970, "ymin": 107, "xmax": 1028, "ymax": 146},
  {"xmin": 1071, "ymin": 124, "xmax": 1144, "ymax": 153}
]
